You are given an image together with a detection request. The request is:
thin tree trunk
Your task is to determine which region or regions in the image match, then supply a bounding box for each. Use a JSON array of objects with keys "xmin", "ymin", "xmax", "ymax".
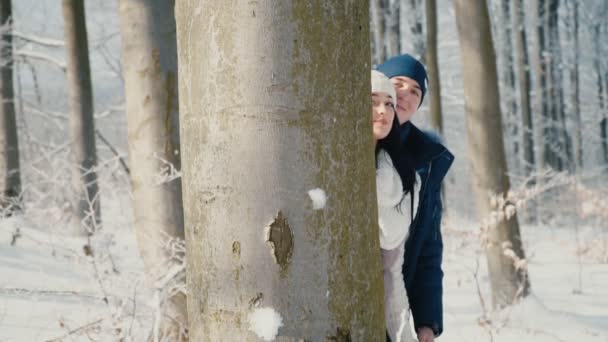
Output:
[
  {"xmin": 546, "ymin": 0, "xmax": 572, "ymax": 171},
  {"xmin": 385, "ymin": 0, "xmax": 400, "ymax": 58},
  {"xmin": 512, "ymin": 0, "xmax": 534, "ymax": 176},
  {"xmin": 568, "ymin": 0, "xmax": 582, "ymax": 171},
  {"xmin": 404, "ymin": 0, "xmax": 426, "ymax": 63},
  {"xmin": 118, "ymin": 0, "xmax": 186, "ymax": 339},
  {"xmin": 176, "ymin": 1, "xmax": 384, "ymax": 340},
  {"xmin": 531, "ymin": 0, "xmax": 547, "ymax": 172},
  {"xmin": 425, "ymin": 0, "xmax": 447, "ymax": 209},
  {"xmin": 426, "ymin": 0, "xmax": 442, "ymax": 135},
  {"xmin": 498, "ymin": 0, "xmax": 519, "ymax": 170},
  {"xmin": 62, "ymin": 0, "xmax": 100, "ymax": 234},
  {"xmin": 371, "ymin": 0, "xmax": 386, "ymax": 64},
  {"xmin": 0, "ymin": 0, "xmax": 21, "ymax": 212},
  {"xmin": 454, "ymin": 0, "xmax": 530, "ymax": 309}
]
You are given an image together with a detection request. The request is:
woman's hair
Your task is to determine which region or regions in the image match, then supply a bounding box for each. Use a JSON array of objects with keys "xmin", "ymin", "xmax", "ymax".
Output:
[{"xmin": 375, "ymin": 120, "xmax": 417, "ymax": 207}]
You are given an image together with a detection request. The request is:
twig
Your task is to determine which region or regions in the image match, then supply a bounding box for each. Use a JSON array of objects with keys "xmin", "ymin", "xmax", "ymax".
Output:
[
  {"xmin": 95, "ymin": 129, "xmax": 130, "ymax": 175},
  {"xmin": 15, "ymin": 49, "xmax": 66, "ymax": 71},
  {"xmin": 0, "ymin": 287, "xmax": 101, "ymax": 301},
  {"xmin": 43, "ymin": 318, "xmax": 104, "ymax": 342},
  {"xmin": 13, "ymin": 31, "xmax": 64, "ymax": 47}
]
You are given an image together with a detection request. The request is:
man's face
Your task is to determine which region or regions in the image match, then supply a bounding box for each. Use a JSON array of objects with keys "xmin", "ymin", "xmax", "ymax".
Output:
[{"xmin": 390, "ymin": 76, "xmax": 422, "ymax": 124}]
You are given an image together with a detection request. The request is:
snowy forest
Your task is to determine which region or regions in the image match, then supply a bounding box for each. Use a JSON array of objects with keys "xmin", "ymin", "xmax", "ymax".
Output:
[{"xmin": 1, "ymin": 0, "xmax": 607, "ymax": 341}]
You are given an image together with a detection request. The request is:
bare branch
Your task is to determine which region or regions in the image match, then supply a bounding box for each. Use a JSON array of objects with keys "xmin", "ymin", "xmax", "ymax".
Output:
[
  {"xmin": 95, "ymin": 129, "xmax": 130, "ymax": 175},
  {"xmin": 15, "ymin": 49, "xmax": 66, "ymax": 71},
  {"xmin": 12, "ymin": 31, "xmax": 65, "ymax": 47}
]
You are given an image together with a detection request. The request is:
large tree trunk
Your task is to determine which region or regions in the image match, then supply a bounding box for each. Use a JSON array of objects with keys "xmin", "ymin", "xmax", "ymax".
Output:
[
  {"xmin": 385, "ymin": 0, "xmax": 400, "ymax": 58},
  {"xmin": 531, "ymin": 0, "xmax": 548, "ymax": 172},
  {"xmin": 512, "ymin": 0, "xmax": 534, "ymax": 176},
  {"xmin": 371, "ymin": 0, "xmax": 386, "ymax": 65},
  {"xmin": 454, "ymin": 0, "xmax": 530, "ymax": 309},
  {"xmin": 0, "ymin": 0, "xmax": 21, "ymax": 212},
  {"xmin": 62, "ymin": 0, "xmax": 100, "ymax": 233},
  {"xmin": 176, "ymin": 1, "xmax": 384, "ymax": 341},
  {"xmin": 568, "ymin": 0, "xmax": 582, "ymax": 171},
  {"xmin": 118, "ymin": 0, "xmax": 186, "ymax": 339}
]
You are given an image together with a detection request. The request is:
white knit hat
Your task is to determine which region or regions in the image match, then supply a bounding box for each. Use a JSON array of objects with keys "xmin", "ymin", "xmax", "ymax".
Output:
[{"xmin": 371, "ymin": 70, "xmax": 396, "ymax": 103}]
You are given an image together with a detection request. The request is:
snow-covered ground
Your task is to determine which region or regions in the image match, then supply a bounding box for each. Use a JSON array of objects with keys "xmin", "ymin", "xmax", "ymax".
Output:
[
  {"xmin": 2, "ymin": 206, "xmax": 607, "ymax": 341},
  {"xmin": 3, "ymin": 0, "xmax": 607, "ymax": 340}
]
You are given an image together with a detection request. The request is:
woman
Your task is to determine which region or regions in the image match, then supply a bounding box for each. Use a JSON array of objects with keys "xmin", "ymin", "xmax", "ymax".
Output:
[{"xmin": 371, "ymin": 70, "xmax": 419, "ymax": 342}]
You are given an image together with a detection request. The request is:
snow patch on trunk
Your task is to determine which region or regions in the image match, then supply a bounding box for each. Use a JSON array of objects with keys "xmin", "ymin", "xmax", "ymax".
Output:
[
  {"xmin": 248, "ymin": 307, "xmax": 283, "ymax": 341},
  {"xmin": 307, "ymin": 188, "xmax": 327, "ymax": 210}
]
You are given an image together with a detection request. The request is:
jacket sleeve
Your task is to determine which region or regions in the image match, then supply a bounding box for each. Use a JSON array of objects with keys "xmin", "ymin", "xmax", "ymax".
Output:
[{"xmin": 408, "ymin": 192, "xmax": 444, "ymax": 336}]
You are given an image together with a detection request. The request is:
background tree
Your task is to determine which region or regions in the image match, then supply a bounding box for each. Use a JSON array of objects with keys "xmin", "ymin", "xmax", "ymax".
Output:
[
  {"xmin": 454, "ymin": 0, "xmax": 530, "ymax": 308},
  {"xmin": 385, "ymin": 0, "xmax": 400, "ymax": 57},
  {"xmin": 494, "ymin": 0, "xmax": 519, "ymax": 171},
  {"xmin": 62, "ymin": 0, "xmax": 100, "ymax": 233},
  {"xmin": 0, "ymin": 0, "xmax": 20, "ymax": 213},
  {"xmin": 545, "ymin": 0, "xmax": 571, "ymax": 171},
  {"xmin": 567, "ymin": 0, "xmax": 582, "ymax": 171},
  {"xmin": 176, "ymin": 1, "xmax": 384, "ymax": 340},
  {"xmin": 531, "ymin": 0, "xmax": 548, "ymax": 173},
  {"xmin": 118, "ymin": 0, "xmax": 185, "ymax": 339},
  {"xmin": 403, "ymin": 0, "xmax": 426, "ymax": 63},
  {"xmin": 512, "ymin": 0, "xmax": 534, "ymax": 176},
  {"xmin": 425, "ymin": 0, "xmax": 442, "ymax": 136},
  {"xmin": 371, "ymin": 0, "xmax": 386, "ymax": 65}
]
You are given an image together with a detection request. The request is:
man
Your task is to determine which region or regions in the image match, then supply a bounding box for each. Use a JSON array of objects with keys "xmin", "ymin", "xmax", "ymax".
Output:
[{"xmin": 377, "ymin": 54, "xmax": 454, "ymax": 342}]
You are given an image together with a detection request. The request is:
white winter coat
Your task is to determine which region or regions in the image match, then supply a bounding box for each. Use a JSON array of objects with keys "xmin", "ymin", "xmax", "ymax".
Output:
[{"xmin": 376, "ymin": 149, "xmax": 420, "ymax": 342}]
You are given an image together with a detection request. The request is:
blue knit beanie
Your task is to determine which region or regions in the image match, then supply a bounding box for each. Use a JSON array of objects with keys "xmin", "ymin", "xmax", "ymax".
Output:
[{"xmin": 377, "ymin": 54, "xmax": 428, "ymax": 107}]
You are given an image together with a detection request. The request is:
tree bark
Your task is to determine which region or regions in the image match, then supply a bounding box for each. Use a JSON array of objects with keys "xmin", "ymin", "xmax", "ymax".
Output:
[
  {"xmin": 118, "ymin": 0, "xmax": 186, "ymax": 339},
  {"xmin": 62, "ymin": 0, "xmax": 100, "ymax": 234},
  {"xmin": 0, "ymin": 0, "xmax": 21, "ymax": 212},
  {"xmin": 454, "ymin": 0, "xmax": 530, "ymax": 309},
  {"xmin": 176, "ymin": 1, "xmax": 384, "ymax": 341},
  {"xmin": 512, "ymin": 0, "xmax": 534, "ymax": 176}
]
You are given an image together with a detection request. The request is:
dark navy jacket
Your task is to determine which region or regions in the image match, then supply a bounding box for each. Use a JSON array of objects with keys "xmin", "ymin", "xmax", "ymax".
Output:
[{"xmin": 399, "ymin": 122, "xmax": 454, "ymax": 337}]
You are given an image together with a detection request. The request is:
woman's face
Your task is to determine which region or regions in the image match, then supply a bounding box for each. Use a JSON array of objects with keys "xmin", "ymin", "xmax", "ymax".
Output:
[{"xmin": 371, "ymin": 92, "xmax": 395, "ymax": 140}]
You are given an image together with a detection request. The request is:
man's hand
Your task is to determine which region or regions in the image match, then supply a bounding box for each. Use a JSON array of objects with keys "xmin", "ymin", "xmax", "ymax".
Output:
[{"xmin": 417, "ymin": 326, "xmax": 435, "ymax": 342}]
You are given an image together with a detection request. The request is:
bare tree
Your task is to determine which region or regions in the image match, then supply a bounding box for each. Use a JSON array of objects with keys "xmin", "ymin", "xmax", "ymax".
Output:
[
  {"xmin": 425, "ymin": 0, "xmax": 442, "ymax": 135},
  {"xmin": 530, "ymin": 0, "xmax": 548, "ymax": 172},
  {"xmin": 497, "ymin": 0, "xmax": 519, "ymax": 171},
  {"xmin": 62, "ymin": 0, "xmax": 100, "ymax": 233},
  {"xmin": 176, "ymin": 1, "xmax": 384, "ymax": 340},
  {"xmin": 593, "ymin": 5, "xmax": 608, "ymax": 164},
  {"xmin": 371, "ymin": 0, "xmax": 387, "ymax": 64},
  {"xmin": 118, "ymin": 0, "xmax": 185, "ymax": 339},
  {"xmin": 385, "ymin": 0, "xmax": 400, "ymax": 58},
  {"xmin": 0, "ymin": 0, "xmax": 21, "ymax": 212},
  {"xmin": 403, "ymin": 0, "xmax": 426, "ymax": 63},
  {"xmin": 545, "ymin": 0, "xmax": 572, "ymax": 171},
  {"xmin": 512, "ymin": 0, "xmax": 534, "ymax": 176},
  {"xmin": 566, "ymin": 0, "xmax": 582, "ymax": 170},
  {"xmin": 454, "ymin": 0, "xmax": 530, "ymax": 308}
]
